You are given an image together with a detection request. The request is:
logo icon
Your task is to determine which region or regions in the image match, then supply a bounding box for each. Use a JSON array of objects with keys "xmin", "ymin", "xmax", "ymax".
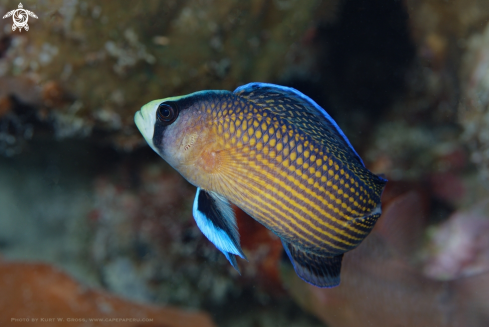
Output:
[{"xmin": 2, "ymin": 3, "xmax": 38, "ymax": 32}]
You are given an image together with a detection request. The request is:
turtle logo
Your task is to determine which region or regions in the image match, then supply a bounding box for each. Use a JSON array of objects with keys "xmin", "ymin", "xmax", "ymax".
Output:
[{"xmin": 2, "ymin": 3, "xmax": 38, "ymax": 32}]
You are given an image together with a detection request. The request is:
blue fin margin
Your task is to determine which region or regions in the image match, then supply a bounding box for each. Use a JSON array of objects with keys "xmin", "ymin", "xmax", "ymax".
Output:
[
  {"xmin": 193, "ymin": 187, "xmax": 246, "ymax": 273},
  {"xmin": 234, "ymin": 82, "xmax": 365, "ymax": 167}
]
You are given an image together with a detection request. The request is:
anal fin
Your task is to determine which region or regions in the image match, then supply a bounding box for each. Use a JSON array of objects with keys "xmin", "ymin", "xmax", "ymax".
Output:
[
  {"xmin": 282, "ymin": 240, "xmax": 343, "ymax": 288},
  {"xmin": 223, "ymin": 252, "xmax": 240, "ymax": 274}
]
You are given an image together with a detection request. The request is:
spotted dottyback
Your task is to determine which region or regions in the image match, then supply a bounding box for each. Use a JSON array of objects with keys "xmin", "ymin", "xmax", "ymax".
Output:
[{"xmin": 134, "ymin": 83, "xmax": 387, "ymax": 287}]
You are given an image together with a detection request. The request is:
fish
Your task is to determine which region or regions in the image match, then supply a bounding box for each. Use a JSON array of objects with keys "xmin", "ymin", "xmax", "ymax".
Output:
[{"xmin": 134, "ymin": 82, "xmax": 387, "ymax": 288}]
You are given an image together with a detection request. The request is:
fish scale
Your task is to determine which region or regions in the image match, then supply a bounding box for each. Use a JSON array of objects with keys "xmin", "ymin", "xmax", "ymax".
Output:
[
  {"xmin": 220, "ymin": 95, "xmax": 370, "ymax": 215},
  {"xmin": 135, "ymin": 82, "xmax": 387, "ymax": 287},
  {"xmin": 202, "ymin": 93, "xmax": 377, "ymax": 254},
  {"xmin": 240, "ymin": 91, "xmax": 380, "ymax": 198}
]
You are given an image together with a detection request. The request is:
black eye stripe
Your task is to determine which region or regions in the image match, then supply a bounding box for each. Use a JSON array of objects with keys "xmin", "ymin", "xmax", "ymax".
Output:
[{"xmin": 156, "ymin": 102, "xmax": 179, "ymax": 125}]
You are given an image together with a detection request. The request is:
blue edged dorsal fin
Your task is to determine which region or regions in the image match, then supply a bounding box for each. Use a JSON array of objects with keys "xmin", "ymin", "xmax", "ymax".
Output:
[
  {"xmin": 234, "ymin": 82, "xmax": 364, "ymax": 167},
  {"xmin": 282, "ymin": 239, "xmax": 343, "ymax": 288},
  {"xmin": 193, "ymin": 187, "xmax": 246, "ymax": 273}
]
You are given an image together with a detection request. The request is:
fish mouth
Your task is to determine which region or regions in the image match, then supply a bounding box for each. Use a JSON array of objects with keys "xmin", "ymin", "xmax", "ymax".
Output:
[
  {"xmin": 134, "ymin": 109, "xmax": 155, "ymax": 148},
  {"xmin": 134, "ymin": 110, "xmax": 146, "ymax": 135}
]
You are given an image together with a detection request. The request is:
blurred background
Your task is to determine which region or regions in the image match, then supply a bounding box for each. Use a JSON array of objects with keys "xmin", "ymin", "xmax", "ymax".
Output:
[{"xmin": 1, "ymin": 0, "xmax": 489, "ymax": 326}]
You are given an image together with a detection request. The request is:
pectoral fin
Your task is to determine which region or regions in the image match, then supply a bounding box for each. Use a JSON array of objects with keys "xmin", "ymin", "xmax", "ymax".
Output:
[
  {"xmin": 282, "ymin": 239, "xmax": 343, "ymax": 288},
  {"xmin": 193, "ymin": 187, "xmax": 246, "ymax": 273}
]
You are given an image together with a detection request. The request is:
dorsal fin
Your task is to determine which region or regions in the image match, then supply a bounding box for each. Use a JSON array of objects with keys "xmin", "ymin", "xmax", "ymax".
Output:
[{"xmin": 234, "ymin": 82, "xmax": 365, "ymax": 167}]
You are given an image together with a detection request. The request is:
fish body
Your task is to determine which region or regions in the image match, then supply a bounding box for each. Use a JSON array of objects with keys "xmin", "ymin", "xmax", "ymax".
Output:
[{"xmin": 135, "ymin": 83, "xmax": 387, "ymax": 287}]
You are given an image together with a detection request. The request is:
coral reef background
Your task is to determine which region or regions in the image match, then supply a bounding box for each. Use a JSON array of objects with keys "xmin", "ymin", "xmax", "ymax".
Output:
[{"xmin": 1, "ymin": 0, "xmax": 489, "ymax": 326}]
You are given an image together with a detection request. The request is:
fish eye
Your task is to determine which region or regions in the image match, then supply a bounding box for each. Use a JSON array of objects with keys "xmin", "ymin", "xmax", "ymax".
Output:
[{"xmin": 156, "ymin": 103, "xmax": 178, "ymax": 124}]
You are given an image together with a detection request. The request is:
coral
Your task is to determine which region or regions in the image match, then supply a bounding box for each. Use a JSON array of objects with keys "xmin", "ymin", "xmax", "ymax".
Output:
[
  {"xmin": 0, "ymin": 259, "xmax": 216, "ymax": 327},
  {"xmin": 459, "ymin": 22, "xmax": 489, "ymax": 185},
  {"xmin": 0, "ymin": 0, "xmax": 325, "ymax": 150},
  {"xmin": 423, "ymin": 200, "xmax": 489, "ymax": 280}
]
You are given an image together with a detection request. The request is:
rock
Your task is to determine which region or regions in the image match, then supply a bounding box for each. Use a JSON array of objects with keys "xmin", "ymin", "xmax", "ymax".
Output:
[
  {"xmin": 0, "ymin": 0, "xmax": 326, "ymax": 148},
  {"xmin": 0, "ymin": 259, "xmax": 215, "ymax": 327},
  {"xmin": 459, "ymin": 22, "xmax": 489, "ymax": 186}
]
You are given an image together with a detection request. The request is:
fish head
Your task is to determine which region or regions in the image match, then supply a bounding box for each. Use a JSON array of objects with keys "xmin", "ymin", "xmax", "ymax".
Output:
[{"xmin": 134, "ymin": 92, "xmax": 224, "ymax": 182}]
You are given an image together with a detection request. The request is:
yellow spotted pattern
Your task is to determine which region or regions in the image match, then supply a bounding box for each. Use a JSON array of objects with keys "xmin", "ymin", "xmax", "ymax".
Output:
[{"xmin": 197, "ymin": 91, "xmax": 385, "ymax": 255}]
